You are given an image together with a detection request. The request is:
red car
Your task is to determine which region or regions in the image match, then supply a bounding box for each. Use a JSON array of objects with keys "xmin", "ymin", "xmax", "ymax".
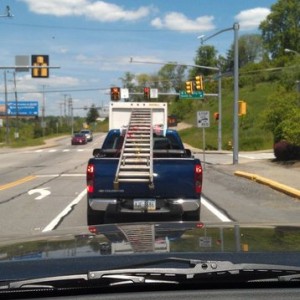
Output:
[{"xmin": 71, "ymin": 133, "xmax": 87, "ymax": 145}]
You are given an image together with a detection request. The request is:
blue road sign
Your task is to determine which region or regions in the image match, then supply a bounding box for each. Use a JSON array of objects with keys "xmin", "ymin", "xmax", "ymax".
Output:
[{"xmin": 0, "ymin": 101, "xmax": 39, "ymax": 116}]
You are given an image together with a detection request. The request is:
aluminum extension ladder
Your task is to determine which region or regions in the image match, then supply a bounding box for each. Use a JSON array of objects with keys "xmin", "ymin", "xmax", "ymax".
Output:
[
  {"xmin": 119, "ymin": 224, "xmax": 155, "ymax": 253},
  {"xmin": 113, "ymin": 108, "xmax": 154, "ymax": 190}
]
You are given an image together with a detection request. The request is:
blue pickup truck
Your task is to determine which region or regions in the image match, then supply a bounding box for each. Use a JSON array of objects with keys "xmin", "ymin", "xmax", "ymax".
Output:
[{"xmin": 86, "ymin": 128, "xmax": 202, "ymax": 225}]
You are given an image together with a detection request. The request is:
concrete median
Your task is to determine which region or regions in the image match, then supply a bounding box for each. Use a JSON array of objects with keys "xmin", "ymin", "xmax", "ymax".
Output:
[{"xmin": 234, "ymin": 171, "xmax": 300, "ymax": 200}]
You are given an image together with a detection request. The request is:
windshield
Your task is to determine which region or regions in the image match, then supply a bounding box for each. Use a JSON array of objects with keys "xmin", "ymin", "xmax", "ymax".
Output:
[{"xmin": 0, "ymin": 0, "xmax": 299, "ymax": 296}]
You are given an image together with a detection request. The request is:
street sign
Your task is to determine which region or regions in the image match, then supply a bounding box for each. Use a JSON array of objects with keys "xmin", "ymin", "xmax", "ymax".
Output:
[
  {"xmin": 197, "ymin": 111, "xmax": 210, "ymax": 128},
  {"xmin": 121, "ymin": 88, "xmax": 129, "ymax": 99},
  {"xmin": 0, "ymin": 101, "xmax": 39, "ymax": 116},
  {"xmin": 179, "ymin": 90, "xmax": 204, "ymax": 99},
  {"xmin": 15, "ymin": 55, "xmax": 30, "ymax": 72},
  {"xmin": 150, "ymin": 88, "xmax": 158, "ymax": 99}
]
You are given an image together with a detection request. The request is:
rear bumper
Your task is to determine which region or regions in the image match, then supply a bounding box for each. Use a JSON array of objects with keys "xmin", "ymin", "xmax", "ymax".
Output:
[{"xmin": 88, "ymin": 197, "xmax": 200, "ymax": 214}]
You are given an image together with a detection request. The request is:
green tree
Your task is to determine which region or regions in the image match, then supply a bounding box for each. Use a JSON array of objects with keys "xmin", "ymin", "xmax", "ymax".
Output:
[
  {"xmin": 224, "ymin": 34, "xmax": 265, "ymax": 72},
  {"xmin": 262, "ymin": 87, "xmax": 299, "ymax": 143},
  {"xmin": 119, "ymin": 72, "xmax": 136, "ymax": 89},
  {"xmin": 191, "ymin": 45, "xmax": 218, "ymax": 77},
  {"xmin": 259, "ymin": 0, "xmax": 300, "ymax": 59},
  {"xmin": 86, "ymin": 105, "xmax": 99, "ymax": 124},
  {"xmin": 158, "ymin": 63, "xmax": 187, "ymax": 93},
  {"xmin": 280, "ymin": 108, "xmax": 300, "ymax": 145}
]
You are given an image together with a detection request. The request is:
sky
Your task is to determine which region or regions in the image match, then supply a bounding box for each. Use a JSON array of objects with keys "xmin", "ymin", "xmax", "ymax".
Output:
[{"xmin": 0, "ymin": 0, "xmax": 277, "ymax": 117}]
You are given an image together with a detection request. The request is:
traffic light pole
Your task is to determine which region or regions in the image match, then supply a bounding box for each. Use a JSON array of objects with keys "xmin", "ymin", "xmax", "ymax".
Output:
[
  {"xmin": 201, "ymin": 23, "xmax": 239, "ymax": 164},
  {"xmin": 130, "ymin": 58, "xmax": 223, "ymax": 151}
]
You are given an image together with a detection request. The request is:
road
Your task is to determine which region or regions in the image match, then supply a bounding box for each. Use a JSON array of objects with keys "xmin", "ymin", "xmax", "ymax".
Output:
[{"xmin": 0, "ymin": 133, "xmax": 299, "ymax": 236}]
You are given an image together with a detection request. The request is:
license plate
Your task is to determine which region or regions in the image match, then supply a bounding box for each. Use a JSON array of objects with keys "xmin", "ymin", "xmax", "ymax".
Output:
[{"xmin": 133, "ymin": 199, "xmax": 156, "ymax": 211}]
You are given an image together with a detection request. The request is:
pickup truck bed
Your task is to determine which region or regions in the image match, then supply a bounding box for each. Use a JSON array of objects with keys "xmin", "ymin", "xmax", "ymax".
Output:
[{"xmin": 87, "ymin": 129, "xmax": 202, "ymax": 225}]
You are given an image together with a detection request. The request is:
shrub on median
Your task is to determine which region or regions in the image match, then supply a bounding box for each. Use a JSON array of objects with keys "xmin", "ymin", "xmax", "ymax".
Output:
[{"xmin": 274, "ymin": 140, "xmax": 300, "ymax": 161}]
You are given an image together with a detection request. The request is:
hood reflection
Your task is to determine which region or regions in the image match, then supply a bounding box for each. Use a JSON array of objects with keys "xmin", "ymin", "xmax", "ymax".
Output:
[{"xmin": 1, "ymin": 223, "xmax": 300, "ymax": 262}]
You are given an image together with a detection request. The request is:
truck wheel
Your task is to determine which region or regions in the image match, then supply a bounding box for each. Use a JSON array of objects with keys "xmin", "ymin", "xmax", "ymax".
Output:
[
  {"xmin": 87, "ymin": 204, "xmax": 105, "ymax": 225},
  {"xmin": 182, "ymin": 208, "xmax": 200, "ymax": 221}
]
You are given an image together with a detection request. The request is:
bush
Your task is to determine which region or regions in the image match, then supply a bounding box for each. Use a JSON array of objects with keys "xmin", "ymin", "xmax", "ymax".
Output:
[{"xmin": 274, "ymin": 140, "xmax": 300, "ymax": 161}]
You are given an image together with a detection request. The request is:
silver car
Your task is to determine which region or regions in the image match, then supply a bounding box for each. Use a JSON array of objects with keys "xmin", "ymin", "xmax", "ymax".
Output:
[{"xmin": 80, "ymin": 129, "xmax": 93, "ymax": 142}]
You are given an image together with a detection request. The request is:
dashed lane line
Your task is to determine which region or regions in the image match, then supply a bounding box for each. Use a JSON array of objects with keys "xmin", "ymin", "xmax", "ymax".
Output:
[{"xmin": 201, "ymin": 196, "xmax": 232, "ymax": 222}]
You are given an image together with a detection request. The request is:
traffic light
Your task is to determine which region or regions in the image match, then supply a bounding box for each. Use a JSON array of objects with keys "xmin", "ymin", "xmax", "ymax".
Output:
[
  {"xmin": 31, "ymin": 55, "xmax": 49, "ymax": 78},
  {"xmin": 195, "ymin": 75, "xmax": 203, "ymax": 90},
  {"xmin": 185, "ymin": 81, "xmax": 193, "ymax": 94},
  {"xmin": 214, "ymin": 112, "xmax": 219, "ymax": 121},
  {"xmin": 110, "ymin": 87, "xmax": 121, "ymax": 101},
  {"xmin": 144, "ymin": 87, "xmax": 150, "ymax": 100},
  {"xmin": 238, "ymin": 101, "xmax": 247, "ymax": 116}
]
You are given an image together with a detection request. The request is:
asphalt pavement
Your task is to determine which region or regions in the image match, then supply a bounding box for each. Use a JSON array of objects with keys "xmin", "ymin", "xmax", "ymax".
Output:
[
  {"xmin": 190, "ymin": 147, "xmax": 300, "ymax": 200},
  {"xmin": 1, "ymin": 136, "xmax": 299, "ymax": 200}
]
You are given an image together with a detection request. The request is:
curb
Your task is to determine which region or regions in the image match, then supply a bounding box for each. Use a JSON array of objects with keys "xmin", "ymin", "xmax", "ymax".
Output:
[{"xmin": 234, "ymin": 171, "xmax": 300, "ymax": 200}]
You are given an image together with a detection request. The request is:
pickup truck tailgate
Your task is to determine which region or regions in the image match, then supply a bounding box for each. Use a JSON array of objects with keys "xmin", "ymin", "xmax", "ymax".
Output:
[{"xmin": 90, "ymin": 157, "xmax": 201, "ymax": 199}]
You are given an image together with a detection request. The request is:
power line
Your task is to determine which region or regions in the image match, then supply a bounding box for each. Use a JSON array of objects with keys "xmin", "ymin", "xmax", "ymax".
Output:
[{"xmin": 2, "ymin": 22, "xmax": 166, "ymax": 32}]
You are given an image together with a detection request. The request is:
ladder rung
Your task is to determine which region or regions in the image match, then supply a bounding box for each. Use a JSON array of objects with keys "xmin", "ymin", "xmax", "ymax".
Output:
[
  {"xmin": 123, "ymin": 153, "xmax": 150, "ymax": 157},
  {"xmin": 125, "ymin": 143, "xmax": 150, "ymax": 147},
  {"xmin": 118, "ymin": 178, "xmax": 150, "ymax": 182},
  {"xmin": 124, "ymin": 149, "xmax": 150, "ymax": 153},
  {"xmin": 124, "ymin": 158, "xmax": 149, "ymax": 163},
  {"xmin": 119, "ymin": 171, "xmax": 151, "ymax": 177},
  {"xmin": 120, "ymin": 166, "xmax": 150, "ymax": 170}
]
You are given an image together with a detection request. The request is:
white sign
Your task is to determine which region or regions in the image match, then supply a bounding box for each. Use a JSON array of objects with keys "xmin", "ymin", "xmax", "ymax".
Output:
[
  {"xmin": 197, "ymin": 111, "xmax": 210, "ymax": 128},
  {"xmin": 199, "ymin": 236, "xmax": 212, "ymax": 248},
  {"xmin": 121, "ymin": 88, "xmax": 129, "ymax": 99},
  {"xmin": 150, "ymin": 88, "xmax": 158, "ymax": 99}
]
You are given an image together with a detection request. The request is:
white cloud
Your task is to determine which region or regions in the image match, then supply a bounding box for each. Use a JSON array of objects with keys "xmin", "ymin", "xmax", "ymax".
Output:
[
  {"xmin": 235, "ymin": 7, "xmax": 270, "ymax": 30},
  {"xmin": 151, "ymin": 12, "xmax": 215, "ymax": 33},
  {"xmin": 21, "ymin": 0, "xmax": 152, "ymax": 22}
]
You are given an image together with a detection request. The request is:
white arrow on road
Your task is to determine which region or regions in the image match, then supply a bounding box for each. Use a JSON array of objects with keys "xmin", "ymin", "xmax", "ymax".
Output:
[{"xmin": 28, "ymin": 188, "xmax": 51, "ymax": 200}]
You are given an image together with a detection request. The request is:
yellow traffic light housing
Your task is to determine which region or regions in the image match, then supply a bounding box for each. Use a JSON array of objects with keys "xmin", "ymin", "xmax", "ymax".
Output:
[
  {"xmin": 195, "ymin": 75, "xmax": 203, "ymax": 90},
  {"xmin": 238, "ymin": 101, "xmax": 247, "ymax": 116},
  {"xmin": 31, "ymin": 55, "xmax": 49, "ymax": 78},
  {"xmin": 185, "ymin": 81, "xmax": 193, "ymax": 94},
  {"xmin": 110, "ymin": 87, "xmax": 121, "ymax": 101}
]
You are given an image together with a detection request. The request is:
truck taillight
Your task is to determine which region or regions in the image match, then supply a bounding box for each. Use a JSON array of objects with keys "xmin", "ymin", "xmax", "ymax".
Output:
[
  {"xmin": 194, "ymin": 163, "xmax": 202, "ymax": 194},
  {"xmin": 87, "ymin": 163, "xmax": 94, "ymax": 193}
]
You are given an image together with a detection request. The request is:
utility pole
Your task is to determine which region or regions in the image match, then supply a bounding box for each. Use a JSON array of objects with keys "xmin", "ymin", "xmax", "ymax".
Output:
[
  {"xmin": 201, "ymin": 23, "xmax": 240, "ymax": 164},
  {"xmin": 3, "ymin": 71, "xmax": 9, "ymax": 144},
  {"xmin": 13, "ymin": 72, "xmax": 19, "ymax": 139},
  {"xmin": 41, "ymin": 85, "xmax": 47, "ymax": 136}
]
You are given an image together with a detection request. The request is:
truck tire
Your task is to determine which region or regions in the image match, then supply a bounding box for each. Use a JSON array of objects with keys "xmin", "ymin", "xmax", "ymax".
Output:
[
  {"xmin": 87, "ymin": 204, "xmax": 105, "ymax": 225},
  {"xmin": 182, "ymin": 208, "xmax": 200, "ymax": 221}
]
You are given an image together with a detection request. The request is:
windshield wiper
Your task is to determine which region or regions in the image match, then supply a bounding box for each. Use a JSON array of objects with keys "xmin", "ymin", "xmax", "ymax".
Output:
[{"xmin": 2, "ymin": 257, "xmax": 300, "ymax": 290}]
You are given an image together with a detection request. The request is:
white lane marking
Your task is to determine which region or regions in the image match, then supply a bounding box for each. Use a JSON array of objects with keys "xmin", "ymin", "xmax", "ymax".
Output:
[
  {"xmin": 63, "ymin": 149, "xmax": 70, "ymax": 152},
  {"xmin": 42, "ymin": 188, "xmax": 87, "ymax": 232},
  {"xmin": 201, "ymin": 196, "xmax": 232, "ymax": 222},
  {"xmin": 49, "ymin": 149, "xmax": 57, "ymax": 152},
  {"xmin": 28, "ymin": 187, "xmax": 51, "ymax": 200},
  {"xmin": 36, "ymin": 174, "xmax": 60, "ymax": 178}
]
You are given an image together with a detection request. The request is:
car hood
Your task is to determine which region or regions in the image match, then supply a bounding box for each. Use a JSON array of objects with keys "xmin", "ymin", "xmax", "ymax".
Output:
[{"xmin": 1, "ymin": 222, "xmax": 300, "ymax": 262}]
